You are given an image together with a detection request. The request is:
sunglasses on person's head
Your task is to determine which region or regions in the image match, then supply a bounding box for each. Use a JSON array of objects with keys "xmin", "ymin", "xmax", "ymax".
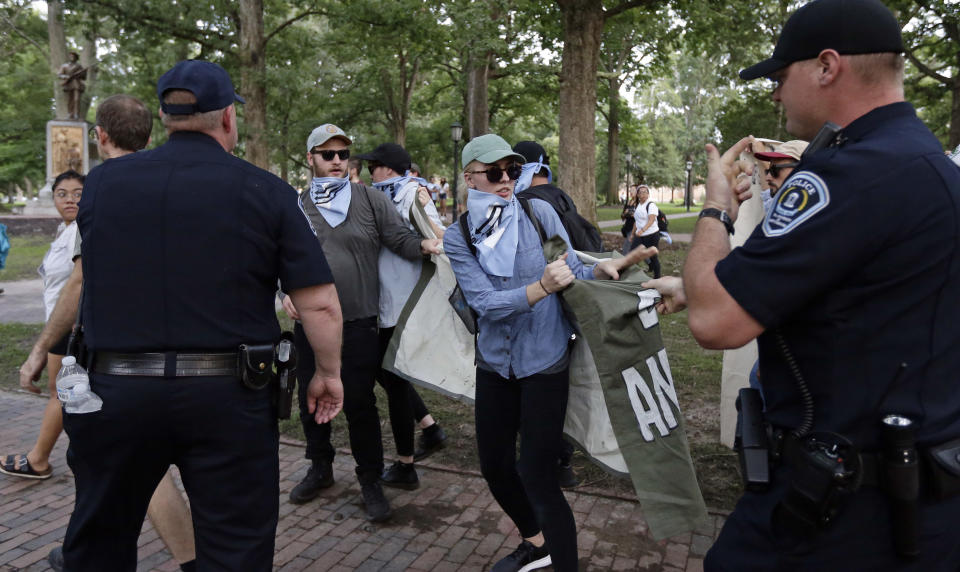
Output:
[
  {"xmin": 467, "ymin": 163, "xmax": 523, "ymax": 183},
  {"xmin": 768, "ymin": 162, "xmax": 799, "ymax": 178},
  {"xmin": 312, "ymin": 149, "xmax": 350, "ymax": 161}
]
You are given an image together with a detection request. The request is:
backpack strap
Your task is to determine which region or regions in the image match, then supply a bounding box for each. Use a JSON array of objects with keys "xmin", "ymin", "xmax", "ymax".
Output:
[{"xmin": 517, "ymin": 196, "xmax": 548, "ymax": 246}]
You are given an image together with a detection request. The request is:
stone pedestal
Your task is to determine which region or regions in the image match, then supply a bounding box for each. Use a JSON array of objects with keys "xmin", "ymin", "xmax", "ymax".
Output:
[{"xmin": 24, "ymin": 120, "xmax": 90, "ymax": 216}]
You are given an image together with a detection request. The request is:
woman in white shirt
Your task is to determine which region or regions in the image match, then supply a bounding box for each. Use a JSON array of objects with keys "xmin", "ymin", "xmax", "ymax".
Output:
[{"xmin": 1, "ymin": 170, "xmax": 83, "ymax": 480}]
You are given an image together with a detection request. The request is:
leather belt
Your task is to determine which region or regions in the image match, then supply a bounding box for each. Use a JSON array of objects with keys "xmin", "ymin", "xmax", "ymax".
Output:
[{"xmin": 94, "ymin": 351, "xmax": 240, "ymax": 377}]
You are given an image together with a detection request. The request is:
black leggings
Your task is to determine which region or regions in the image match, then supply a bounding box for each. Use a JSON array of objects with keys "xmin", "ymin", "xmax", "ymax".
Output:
[
  {"xmin": 475, "ymin": 367, "xmax": 578, "ymax": 571},
  {"xmin": 377, "ymin": 326, "xmax": 421, "ymax": 457},
  {"xmin": 631, "ymin": 231, "xmax": 661, "ymax": 278}
]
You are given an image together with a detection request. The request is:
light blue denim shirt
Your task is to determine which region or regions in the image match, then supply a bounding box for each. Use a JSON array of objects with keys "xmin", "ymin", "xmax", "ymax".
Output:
[{"xmin": 443, "ymin": 198, "xmax": 595, "ymax": 379}]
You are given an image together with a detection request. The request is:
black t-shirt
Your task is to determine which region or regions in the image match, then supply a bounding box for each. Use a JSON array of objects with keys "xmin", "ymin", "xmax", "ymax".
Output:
[
  {"xmin": 78, "ymin": 132, "xmax": 332, "ymax": 351},
  {"xmin": 716, "ymin": 102, "xmax": 960, "ymax": 448}
]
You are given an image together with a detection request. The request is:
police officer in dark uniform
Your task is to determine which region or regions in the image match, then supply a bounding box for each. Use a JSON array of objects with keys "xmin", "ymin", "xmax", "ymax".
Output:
[
  {"xmin": 63, "ymin": 60, "xmax": 345, "ymax": 571},
  {"xmin": 677, "ymin": 0, "xmax": 960, "ymax": 569}
]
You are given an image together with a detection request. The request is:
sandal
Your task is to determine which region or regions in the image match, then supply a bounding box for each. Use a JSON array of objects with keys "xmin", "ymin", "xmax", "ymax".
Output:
[{"xmin": 0, "ymin": 453, "xmax": 52, "ymax": 480}]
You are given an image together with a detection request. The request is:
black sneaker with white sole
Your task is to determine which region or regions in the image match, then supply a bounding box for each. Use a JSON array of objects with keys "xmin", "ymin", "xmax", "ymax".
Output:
[{"xmin": 491, "ymin": 540, "xmax": 552, "ymax": 572}]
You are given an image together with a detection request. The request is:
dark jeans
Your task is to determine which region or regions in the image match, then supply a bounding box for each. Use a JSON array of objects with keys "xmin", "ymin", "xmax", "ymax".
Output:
[
  {"xmin": 294, "ymin": 322, "xmax": 335, "ymax": 465},
  {"xmin": 377, "ymin": 326, "xmax": 417, "ymax": 457},
  {"xmin": 296, "ymin": 317, "xmax": 383, "ymax": 484},
  {"xmin": 630, "ymin": 231, "xmax": 661, "ymax": 278},
  {"xmin": 475, "ymin": 367, "xmax": 578, "ymax": 572},
  {"xmin": 63, "ymin": 374, "xmax": 278, "ymax": 571}
]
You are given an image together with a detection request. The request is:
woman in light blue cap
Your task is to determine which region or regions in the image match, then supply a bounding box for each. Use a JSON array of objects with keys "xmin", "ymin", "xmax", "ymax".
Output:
[{"xmin": 443, "ymin": 133, "xmax": 645, "ymax": 572}]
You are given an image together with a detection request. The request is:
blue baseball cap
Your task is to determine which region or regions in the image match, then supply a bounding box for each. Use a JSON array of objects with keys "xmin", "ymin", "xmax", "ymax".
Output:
[{"xmin": 157, "ymin": 60, "xmax": 245, "ymax": 115}]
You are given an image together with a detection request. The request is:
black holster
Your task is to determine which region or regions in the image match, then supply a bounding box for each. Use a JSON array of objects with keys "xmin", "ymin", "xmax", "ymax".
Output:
[{"xmin": 274, "ymin": 332, "xmax": 297, "ymax": 420}]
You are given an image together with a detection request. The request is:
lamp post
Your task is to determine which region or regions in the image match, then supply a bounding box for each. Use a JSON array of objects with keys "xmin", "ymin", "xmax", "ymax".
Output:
[
  {"xmin": 624, "ymin": 150, "xmax": 632, "ymax": 204},
  {"xmin": 685, "ymin": 159, "xmax": 693, "ymax": 212},
  {"xmin": 450, "ymin": 121, "xmax": 463, "ymax": 219}
]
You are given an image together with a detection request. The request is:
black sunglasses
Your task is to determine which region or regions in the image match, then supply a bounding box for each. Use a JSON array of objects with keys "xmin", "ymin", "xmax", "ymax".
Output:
[
  {"xmin": 467, "ymin": 163, "xmax": 523, "ymax": 183},
  {"xmin": 367, "ymin": 162, "xmax": 383, "ymax": 175},
  {"xmin": 312, "ymin": 149, "xmax": 350, "ymax": 161},
  {"xmin": 768, "ymin": 162, "xmax": 799, "ymax": 178}
]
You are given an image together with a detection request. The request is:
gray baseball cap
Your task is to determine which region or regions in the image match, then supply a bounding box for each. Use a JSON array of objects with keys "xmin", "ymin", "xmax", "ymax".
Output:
[
  {"xmin": 461, "ymin": 134, "xmax": 524, "ymax": 167},
  {"xmin": 306, "ymin": 124, "xmax": 352, "ymax": 151}
]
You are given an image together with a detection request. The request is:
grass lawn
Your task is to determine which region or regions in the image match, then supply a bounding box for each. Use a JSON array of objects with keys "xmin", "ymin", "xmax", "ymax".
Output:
[
  {"xmin": 666, "ymin": 215, "xmax": 698, "ymax": 235},
  {"xmin": 0, "ymin": 243, "xmax": 740, "ymax": 511},
  {"xmin": 0, "ymin": 234, "xmax": 50, "ymax": 282},
  {"xmin": 597, "ymin": 202, "xmax": 696, "ymax": 223},
  {"xmin": 0, "ymin": 323, "xmax": 46, "ymax": 392}
]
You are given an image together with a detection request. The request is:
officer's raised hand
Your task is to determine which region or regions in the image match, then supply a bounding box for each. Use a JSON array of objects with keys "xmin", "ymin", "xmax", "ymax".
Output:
[{"xmin": 703, "ymin": 136, "xmax": 755, "ymax": 223}]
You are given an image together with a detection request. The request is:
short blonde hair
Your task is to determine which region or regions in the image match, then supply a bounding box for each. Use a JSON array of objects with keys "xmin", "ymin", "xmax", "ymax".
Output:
[{"xmin": 846, "ymin": 53, "xmax": 904, "ymax": 87}]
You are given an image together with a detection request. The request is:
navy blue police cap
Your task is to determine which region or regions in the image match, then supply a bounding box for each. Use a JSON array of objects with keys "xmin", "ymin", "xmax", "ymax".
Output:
[
  {"xmin": 157, "ymin": 60, "xmax": 246, "ymax": 115},
  {"xmin": 740, "ymin": 0, "xmax": 904, "ymax": 81}
]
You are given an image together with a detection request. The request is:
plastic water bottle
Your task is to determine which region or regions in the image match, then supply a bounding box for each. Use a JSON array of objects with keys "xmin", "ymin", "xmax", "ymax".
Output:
[{"xmin": 56, "ymin": 356, "xmax": 103, "ymax": 414}]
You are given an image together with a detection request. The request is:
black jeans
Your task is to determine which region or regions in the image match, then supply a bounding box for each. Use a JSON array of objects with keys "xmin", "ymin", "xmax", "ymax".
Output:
[
  {"xmin": 475, "ymin": 367, "xmax": 578, "ymax": 572},
  {"xmin": 296, "ymin": 317, "xmax": 383, "ymax": 484},
  {"xmin": 631, "ymin": 231, "xmax": 661, "ymax": 278},
  {"xmin": 63, "ymin": 374, "xmax": 278, "ymax": 571}
]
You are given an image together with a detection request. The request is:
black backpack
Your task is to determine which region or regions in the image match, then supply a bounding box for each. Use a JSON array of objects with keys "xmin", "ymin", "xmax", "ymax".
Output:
[
  {"xmin": 522, "ymin": 185, "xmax": 603, "ymax": 252},
  {"xmin": 646, "ymin": 202, "xmax": 668, "ymax": 232}
]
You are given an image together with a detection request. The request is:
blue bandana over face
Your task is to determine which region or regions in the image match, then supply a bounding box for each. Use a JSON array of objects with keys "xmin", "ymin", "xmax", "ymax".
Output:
[
  {"xmin": 309, "ymin": 175, "xmax": 351, "ymax": 227},
  {"xmin": 466, "ymin": 187, "xmax": 519, "ymax": 277},
  {"xmin": 372, "ymin": 172, "xmax": 431, "ymax": 201},
  {"xmin": 514, "ymin": 156, "xmax": 553, "ymax": 194}
]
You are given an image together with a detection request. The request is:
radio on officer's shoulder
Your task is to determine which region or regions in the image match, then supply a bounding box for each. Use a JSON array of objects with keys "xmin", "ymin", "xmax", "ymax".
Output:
[{"xmin": 802, "ymin": 121, "xmax": 843, "ymax": 157}]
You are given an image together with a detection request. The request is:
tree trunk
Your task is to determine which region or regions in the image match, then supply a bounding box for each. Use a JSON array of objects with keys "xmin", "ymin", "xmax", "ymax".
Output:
[
  {"xmin": 48, "ymin": 0, "xmax": 69, "ymax": 120},
  {"xmin": 465, "ymin": 52, "xmax": 491, "ymax": 140},
  {"xmin": 78, "ymin": 34, "xmax": 97, "ymax": 122},
  {"xmin": 238, "ymin": 0, "xmax": 268, "ymax": 169},
  {"xmin": 951, "ymin": 76, "xmax": 960, "ymax": 149},
  {"xmin": 605, "ymin": 74, "xmax": 621, "ymax": 205},
  {"xmin": 557, "ymin": 0, "xmax": 604, "ymax": 224}
]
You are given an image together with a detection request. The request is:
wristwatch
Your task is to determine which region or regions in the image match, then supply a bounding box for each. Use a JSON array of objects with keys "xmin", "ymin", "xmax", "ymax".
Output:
[{"xmin": 698, "ymin": 208, "xmax": 735, "ymax": 235}]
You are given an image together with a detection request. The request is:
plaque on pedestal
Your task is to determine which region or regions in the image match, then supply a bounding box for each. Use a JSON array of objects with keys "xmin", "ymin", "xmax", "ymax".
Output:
[{"xmin": 25, "ymin": 120, "xmax": 90, "ymax": 217}]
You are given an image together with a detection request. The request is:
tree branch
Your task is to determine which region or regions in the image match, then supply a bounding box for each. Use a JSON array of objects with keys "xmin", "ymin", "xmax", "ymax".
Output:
[
  {"xmin": 265, "ymin": 9, "xmax": 326, "ymax": 45},
  {"xmin": 604, "ymin": 0, "xmax": 662, "ymax": 21},
  {"xmin": 904, "ymin": 45, "xmax": 952, "ymax": 85},
  {"xmin": 78, "ymin": 0, "xmax": 231, "ymax": 49},
  {"xmin": 0, "ymin": 12, "xmax": 47, "ymax": 55}
]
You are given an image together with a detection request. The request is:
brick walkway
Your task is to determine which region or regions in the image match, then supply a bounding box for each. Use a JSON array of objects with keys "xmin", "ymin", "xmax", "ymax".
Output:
[{"xmin": 0, "ymin": 391, "xmax": 724, "ymax": 571}]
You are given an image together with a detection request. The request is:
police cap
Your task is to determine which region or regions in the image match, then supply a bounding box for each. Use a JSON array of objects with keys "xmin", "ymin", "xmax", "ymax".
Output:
[
  {"xmin": 740, "ymin": 0, "xmax": 904, "ymax": 81},
  {"xmin": 157, "ymin": 60, "xmax": 246, "ymax": 115}
]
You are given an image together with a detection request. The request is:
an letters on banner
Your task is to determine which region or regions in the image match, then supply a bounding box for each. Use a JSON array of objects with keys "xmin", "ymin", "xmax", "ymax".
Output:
[{"xmin": 622, "ymin": 349, "xmax": 681, "ymax": 442}]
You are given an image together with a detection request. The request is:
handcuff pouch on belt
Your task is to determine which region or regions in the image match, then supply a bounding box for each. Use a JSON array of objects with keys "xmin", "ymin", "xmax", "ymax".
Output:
[{"xmin": 239, "ymin": 343, "xmax": 276, "ymax": 390}]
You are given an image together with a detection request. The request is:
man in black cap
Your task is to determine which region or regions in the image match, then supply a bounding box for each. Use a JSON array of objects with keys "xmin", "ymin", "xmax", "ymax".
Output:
[
  {"xmin": 512, "ymin": 140, "xmax": 602, "ymax": 252},
  {"xmin": 670, "ymin": 0, "xmax": 960, "ymax": 569},
  {"xmin": 352, "ymin": 142, "xmax": 447, "ymax": 489},
  {"xmin": 62, "ymin": 60, "xmax": 345, "ymax": 570}
]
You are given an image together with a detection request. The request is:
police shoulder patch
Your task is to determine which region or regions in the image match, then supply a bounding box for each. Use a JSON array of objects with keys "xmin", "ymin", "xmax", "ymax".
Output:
[{"xmin": 762, "ymin": 171, "xmax": 830, "ymax": 237}]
